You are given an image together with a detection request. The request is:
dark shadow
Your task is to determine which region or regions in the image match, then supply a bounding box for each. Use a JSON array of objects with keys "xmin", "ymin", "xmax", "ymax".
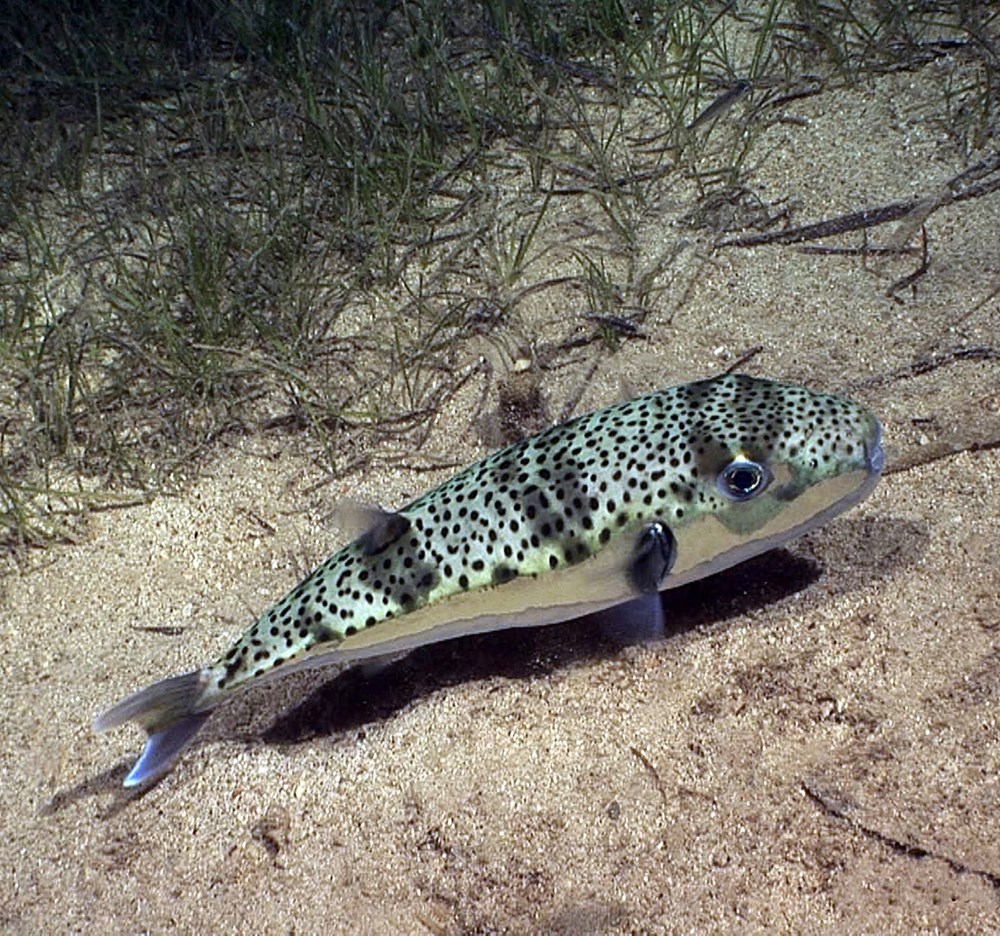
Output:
[
  {"xmin": 48, "ymin": 513, "xmax": 927, "ymax": 814},
  {"xmin": 39, "ymin": 763, "xmax": 156, "ymax": 819},
  {"xmin": 259, "ymin": 545, "xmax": 821, "ymax": 745},
  {"xmin": 261, "ymin": 513, "xmax": 928, "ymax": 744}
]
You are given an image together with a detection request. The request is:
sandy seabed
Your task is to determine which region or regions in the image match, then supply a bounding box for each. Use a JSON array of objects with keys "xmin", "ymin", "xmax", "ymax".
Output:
[{"xmin": 2, "ymin": 69, "xmax": 999, "ymax": 934}]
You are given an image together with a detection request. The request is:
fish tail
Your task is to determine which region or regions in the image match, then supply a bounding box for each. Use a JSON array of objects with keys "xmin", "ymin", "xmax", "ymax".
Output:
[{"xmin": 93, "ymin": 669, "xmax": 215, "ymax": 788}]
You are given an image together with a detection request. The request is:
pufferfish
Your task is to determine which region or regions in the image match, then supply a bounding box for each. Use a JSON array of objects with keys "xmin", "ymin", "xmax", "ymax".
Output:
[{"xmin": 94, "ymin": 373, "xmax": 884, "ymax": 787}]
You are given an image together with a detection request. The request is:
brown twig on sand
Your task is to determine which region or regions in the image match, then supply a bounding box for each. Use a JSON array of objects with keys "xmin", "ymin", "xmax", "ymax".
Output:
[
  {"xmin": 846, "ymin": 345, "xmax": 999, "ymax": 391},
  {"xmin": 799, "ymin": 244, "xmax": 919, "ymax": 256},
  {"xmin": 716, "ymin": 151, "xmax": 1000, "ymax": 249},
  {"xmin": 885, "ymin": 226, "xmax": 929, "ymax": 301},
  {"xmin": 723, "ymin": 345, "xmax": 765, "ymax": 374},
  {"xmin": 801, "ymin": 780, "xmax": 1000, "ymax": 890},
  {"xmin": 717, "ymin": 201, "xmax": 919, "ymax": 247},
  {"xmin": 844, "ymin": 345, "xmax": 1000, "ymax": 475},
  {"xmin": 885, "ymin": 436, "xmax": 1000, "ymax": 476},
  {"xmin": 629, "ymin": 746, "xmax": 671, "ymax": 808}
]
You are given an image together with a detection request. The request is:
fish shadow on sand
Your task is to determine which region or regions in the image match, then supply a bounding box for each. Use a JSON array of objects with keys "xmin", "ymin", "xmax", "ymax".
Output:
[
  {"xmin": 259, "ymin": 513, "xmax": 928, "ymax": 744},
  {"xmin": 47, "ymin": 514, "xmax": 926, "ymax": 815}
]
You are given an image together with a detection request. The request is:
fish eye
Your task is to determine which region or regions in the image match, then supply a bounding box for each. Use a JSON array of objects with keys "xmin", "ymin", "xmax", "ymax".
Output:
[{"xmin": 717, "ymin": 459, "xmax": 769, "ymax": 501}]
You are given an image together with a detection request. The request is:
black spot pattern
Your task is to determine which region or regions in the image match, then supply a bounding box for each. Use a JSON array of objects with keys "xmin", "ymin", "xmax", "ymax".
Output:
[{"xmin": 213, "ymin": 374, "xmax": 877, "ymax": 689}]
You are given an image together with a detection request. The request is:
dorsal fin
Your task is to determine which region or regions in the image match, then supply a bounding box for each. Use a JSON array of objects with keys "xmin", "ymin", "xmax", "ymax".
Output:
[{"xmin": 342, "ymin": 502, "xmax": 412, "ymax": 556}]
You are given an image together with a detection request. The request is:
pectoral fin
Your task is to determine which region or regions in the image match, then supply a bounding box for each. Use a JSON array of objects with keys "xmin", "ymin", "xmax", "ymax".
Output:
[{"xmin": 628, "ymin": 521, "xmax": 676, "ymax": 594}]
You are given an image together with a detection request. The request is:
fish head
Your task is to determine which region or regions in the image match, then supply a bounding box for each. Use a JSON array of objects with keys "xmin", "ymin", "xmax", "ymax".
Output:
[{"xmin": 656, "ymin": 374, "xmax": 884, "ymax": 588}]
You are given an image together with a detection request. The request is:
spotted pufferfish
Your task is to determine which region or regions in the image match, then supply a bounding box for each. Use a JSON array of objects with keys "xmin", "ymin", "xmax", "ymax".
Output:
[{"xmin": 94, "ymin": 373, "xmax": 884, "ymax": 787}]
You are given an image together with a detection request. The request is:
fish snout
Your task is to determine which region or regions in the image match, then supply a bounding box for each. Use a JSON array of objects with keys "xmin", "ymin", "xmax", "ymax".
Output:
[{"xmin": 866, "ymin": 417, "xmax": 886, "ymax": 476}]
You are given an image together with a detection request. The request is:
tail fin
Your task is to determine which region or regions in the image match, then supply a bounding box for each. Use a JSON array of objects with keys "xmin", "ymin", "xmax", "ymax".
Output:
[{"xmin": 93, "ymin": 669, "xmax": 214, "ymax": 788}]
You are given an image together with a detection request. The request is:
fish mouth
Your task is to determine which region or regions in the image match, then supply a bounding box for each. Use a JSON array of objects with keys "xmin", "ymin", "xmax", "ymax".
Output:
[{"xmin": 865, "ymin": 417, "xmax": 886, "ymax": 476}]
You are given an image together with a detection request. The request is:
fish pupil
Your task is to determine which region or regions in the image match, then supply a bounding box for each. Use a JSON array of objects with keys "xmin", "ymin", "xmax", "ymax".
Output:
[{"xmin": 719, "ymin": 461, "xmax": 766, "ymax": 500}]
